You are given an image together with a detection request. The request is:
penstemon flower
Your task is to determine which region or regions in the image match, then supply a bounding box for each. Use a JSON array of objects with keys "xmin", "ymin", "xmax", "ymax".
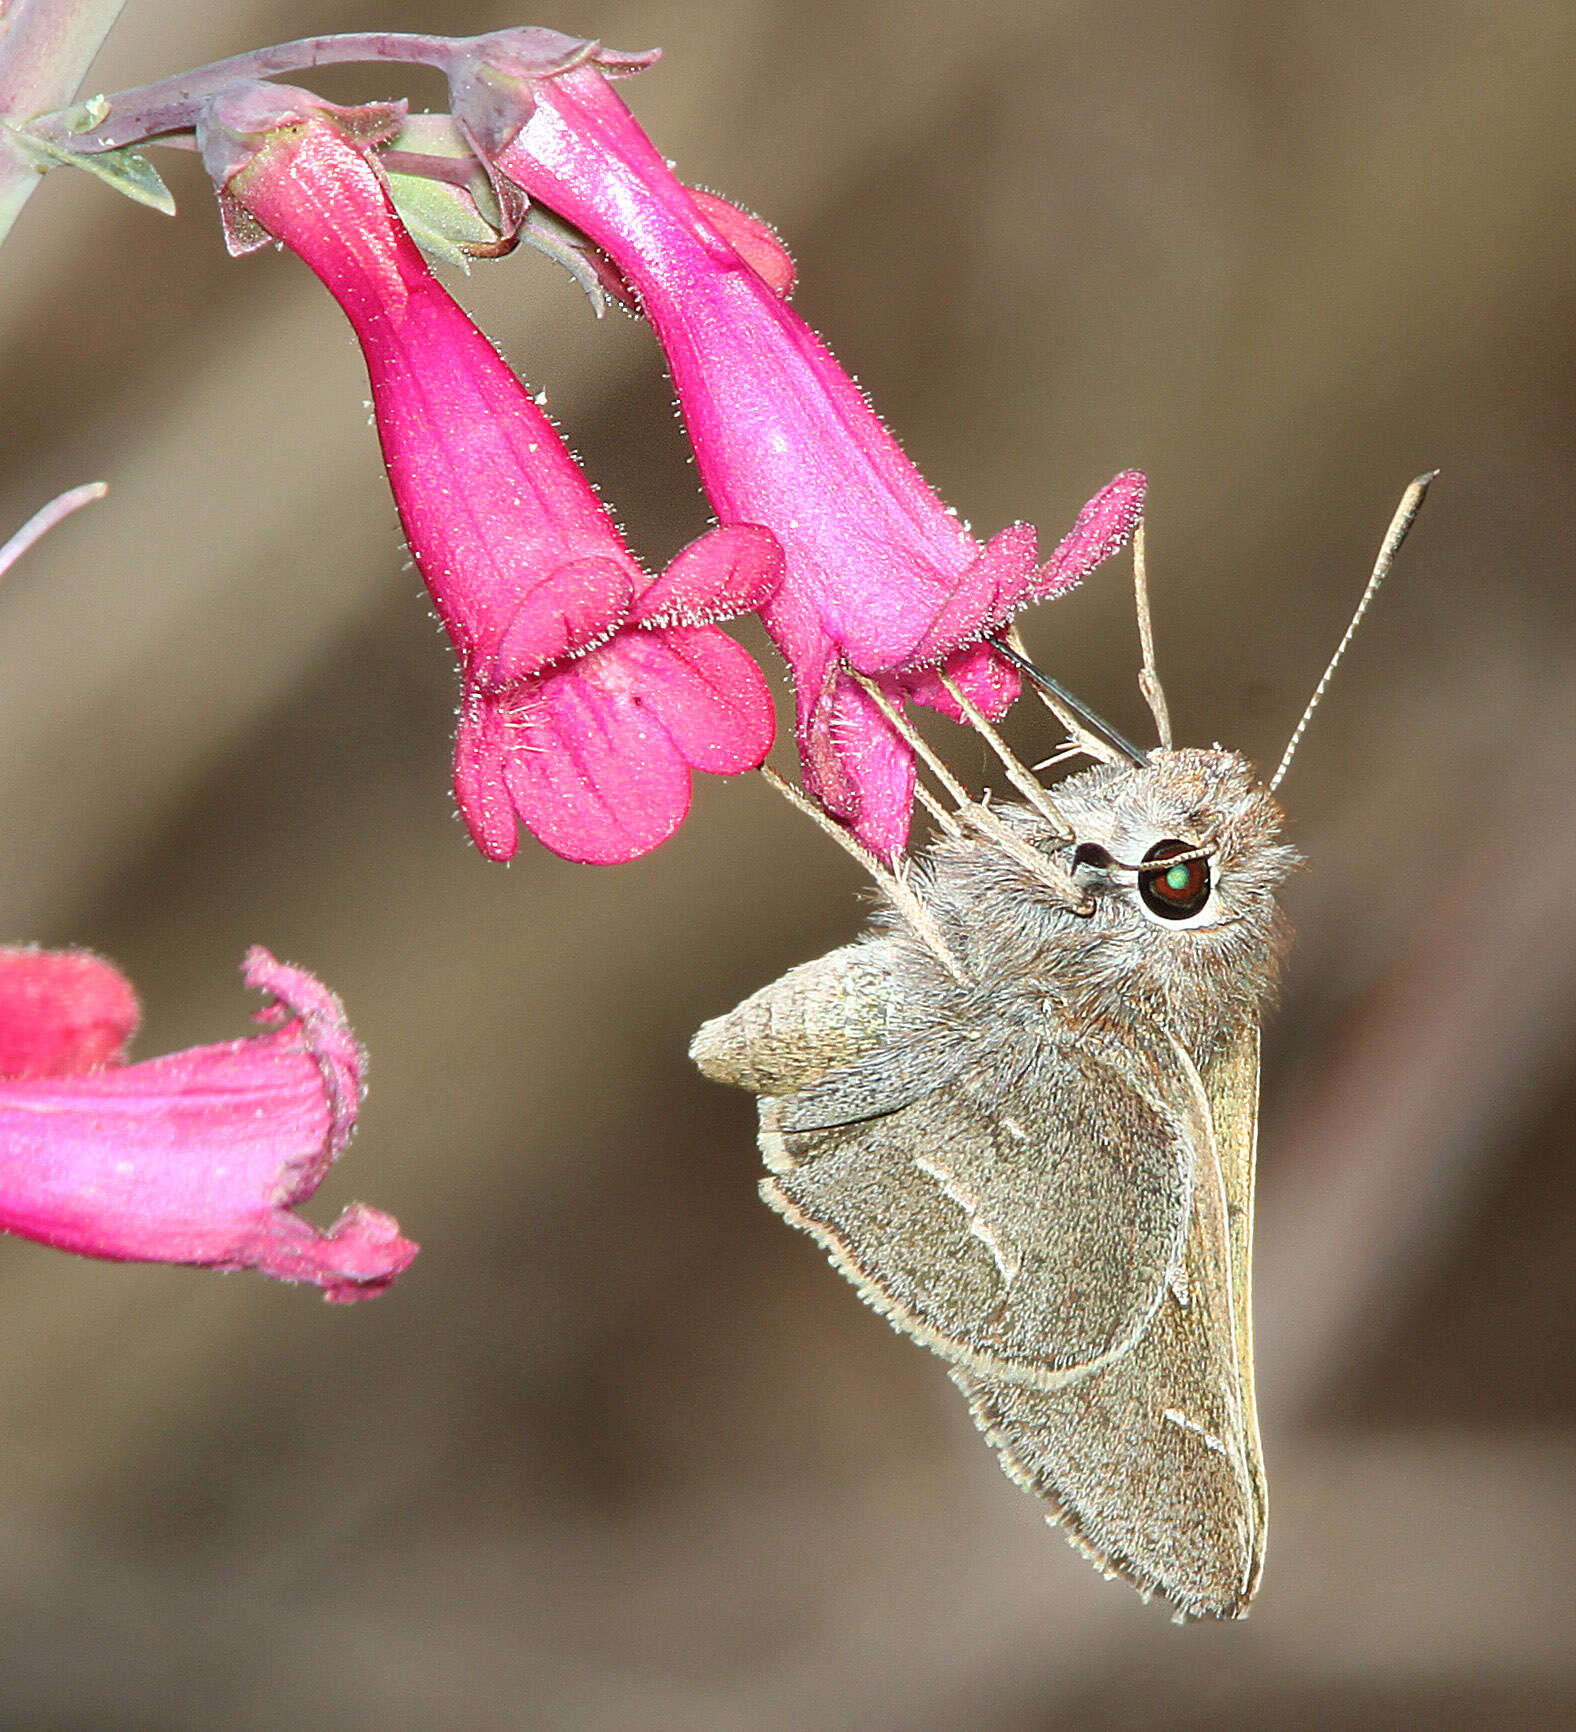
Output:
[
  {"xmin": 203, "ymin": 85, "xmax": 781, "ymax": 865},
  {"xmin": 37, "ymin": 35, "xmax": 1144, "ymax": 855},
  {"xmin": 447, "ymin": 31, "xmax": 1144, "ymax": 854},
  {"xmin": 0, "ymin": 946, "xmax": 414, "ymax": 1301}
]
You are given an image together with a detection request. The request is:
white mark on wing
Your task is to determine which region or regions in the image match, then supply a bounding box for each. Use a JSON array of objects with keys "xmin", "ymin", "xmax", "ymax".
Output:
[
  {"xmin": 915, "ymin": 1156, "xmax": 1019, "ymax": 1286},
  {"xmin": 999, "ymin": 1116, "xmax": 1029, "ymax": 1143},
  {"xmin": 914, "ymin": 1156, "xmax": 978, "ymax": 1216},
  {"xmin": 1168, "ymin": 1263, "xmax": 1191, "ymax": 1308},
  {"xmin": 1163, "ymin": 1407, "xmax": 1229, "ymax": 1456},
  {"xmin": 969, "ymin": 1216, "xmax": 1021, "ymax": 1286}
]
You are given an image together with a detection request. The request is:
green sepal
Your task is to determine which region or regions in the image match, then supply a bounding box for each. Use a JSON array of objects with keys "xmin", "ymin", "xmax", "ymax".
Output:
[{"xmin": 384, "ymin": 171, "xmax": 500, "ymax": 272}]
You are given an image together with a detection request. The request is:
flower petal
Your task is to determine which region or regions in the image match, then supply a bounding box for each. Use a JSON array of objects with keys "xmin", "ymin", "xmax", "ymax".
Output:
[
  {"xmin": 823, "ymin": 674, "xmax": 918, "ymax": 859},
  {"xmin": 902, "ymin": 637, "xmax": 1020, "ymax": 723},
  {"xmin": 880, "ymin": 521, "xmax": 1040, "ymax": 672},
  {"xmin": 0, "ymin": 949, "xmax": 415, "ymax": 1302},
  {"xmin": 791, "ymin": 637, "xmax": 851, "ymax": 817},
  {"xmin": 501, "ymin": 660, "xmax": 694, "ymax": 863},
  {"xmin": 0, "ymin": 948, "xmax": 140, "ymax": 1079},
  {"xmin": 454, "ymin": 689, "xmax": 523, "ymax": 861},
  {"xmin": 628, "ymin": 523, "xmax": 782, "ymax": 628},
  {"xmin": 490, "ymin": 554, "xmax": 636, "ymax": 681},
  {"xmin": 606, "ymin": 626, "xmax": 776, "ymax": 771},
  {"xmin": 1031, "ymin": 469, "xmax": 1147, "ymax": 599}
]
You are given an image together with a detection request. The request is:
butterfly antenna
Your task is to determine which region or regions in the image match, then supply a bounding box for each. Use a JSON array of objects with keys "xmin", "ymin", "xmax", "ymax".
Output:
[
  {"xmin": 758, "ymin": 766, "xmax": 967, "ymax": 984},
  {"xmin": 850, "ymin": 675, "xmax": 1091, "ymax": 912},
  {"xmin": 1131, "ymin": 516, "xmax": 1174, "ymax": 749},
  {"xmin": 991, "ymin": 633, "xmax": 1148, "ymax": 767},
  {"xmin": 1268, "ymin": 471, "xmax": 1436, "ymax": 793}
]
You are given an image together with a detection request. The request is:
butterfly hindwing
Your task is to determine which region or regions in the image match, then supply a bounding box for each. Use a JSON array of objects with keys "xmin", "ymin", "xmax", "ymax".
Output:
[{"xmin": 757, "ymin": 1015, "xmax": 1199, "ymax": 1391}]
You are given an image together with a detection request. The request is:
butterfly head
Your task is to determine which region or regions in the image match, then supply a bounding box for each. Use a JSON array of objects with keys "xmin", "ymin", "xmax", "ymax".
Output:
[
  {"xmin": 1063, "ymin": 746, "xmax": 1297, "ymax": 1053},
  {"xmin": 924, "ymin": 746, "xmax": 1298, "ymax": 1063}
]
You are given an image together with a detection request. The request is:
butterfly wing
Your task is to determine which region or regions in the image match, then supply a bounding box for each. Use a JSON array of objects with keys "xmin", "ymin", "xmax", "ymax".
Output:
[
  {"xmin": 694, "ymin": 942, "xmax": 1265, "ymax": 1616},
  {"xmin": 1203, "ymin": 1019, "xmax": 1267, "ymax": 1599},
  {"xmin": 951, "ymin": 1022, "xmax": 1265, "ymax": 1619},
  {"xmin": 757, "ymin": 1010, "xmax": 1202, "ymax": 1392}
]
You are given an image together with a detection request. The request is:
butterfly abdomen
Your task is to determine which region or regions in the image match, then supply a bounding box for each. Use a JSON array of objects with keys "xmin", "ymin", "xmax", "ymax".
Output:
[{"xmin": 690, "ymin": 939, "xmax": 902, "ymax": 1094}]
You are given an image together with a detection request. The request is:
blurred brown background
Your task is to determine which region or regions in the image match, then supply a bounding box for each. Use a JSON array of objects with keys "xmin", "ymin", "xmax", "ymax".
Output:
[{"xmin": 0, "ymin": 0, "xmax": 1573, "ymax": 1726}]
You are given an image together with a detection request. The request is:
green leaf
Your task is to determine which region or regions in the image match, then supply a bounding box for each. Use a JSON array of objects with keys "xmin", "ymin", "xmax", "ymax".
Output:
[{"xmin": 4, "ymin": 125, "xmax": 175, "ymax": 215}]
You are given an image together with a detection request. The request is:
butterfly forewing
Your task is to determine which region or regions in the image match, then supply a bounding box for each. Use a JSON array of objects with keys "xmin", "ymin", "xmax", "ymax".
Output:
[{"xmin": 1200, "ymin": 1019, "xmax": 1268, "ymax": 1599}]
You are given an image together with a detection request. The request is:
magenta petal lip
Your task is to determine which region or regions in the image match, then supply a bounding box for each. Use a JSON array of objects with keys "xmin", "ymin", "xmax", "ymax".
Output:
[
  {"xmin": 0, "ymin": 947, "xmax": 416, "ymax": 1302},
  {"xmin": 461, "ymin": 615, "xmax": 777, "ymax": 865},
  {"xmin": 495, "ymin": 664, "xmax": 695, "ymax": 865},
  {"xmin": 212, "ymin": 92, "xmax": 778, "ymax": 865},
  {"xmin": 627, "ymin": 524, "xmax": 781, "ymax": 629}
]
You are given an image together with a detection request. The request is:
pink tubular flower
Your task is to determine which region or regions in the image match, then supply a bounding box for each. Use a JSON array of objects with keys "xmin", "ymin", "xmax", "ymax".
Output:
[
  {"xmin": 202, "ymin": 87, "xmax": 781, "ymax": 865},
  {"xmin": 0, "ymin": 946, "xmax": 415, "ymax": 1302},
  {"xmin": 454, "ymin": 33, "xmax": 1144, "ymax": 854}
]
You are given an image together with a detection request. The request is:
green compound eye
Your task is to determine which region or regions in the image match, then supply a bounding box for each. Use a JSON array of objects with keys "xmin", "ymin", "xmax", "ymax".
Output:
[{"xmin": 1138, "ymin": 839, "xmax": 1212, "ymax": 920}]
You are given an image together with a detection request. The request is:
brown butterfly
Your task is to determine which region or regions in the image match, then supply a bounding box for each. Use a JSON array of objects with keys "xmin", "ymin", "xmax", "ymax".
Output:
[{"xmin": 692, "ymin": 478, "xmax": 1430, "ymax": 1619}]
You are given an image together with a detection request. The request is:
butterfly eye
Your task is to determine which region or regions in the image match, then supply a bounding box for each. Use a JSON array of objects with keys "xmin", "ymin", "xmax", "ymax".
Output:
[{"xmin": 1138, "ymin": 839, "xmax": 1212, "ymax": 921}]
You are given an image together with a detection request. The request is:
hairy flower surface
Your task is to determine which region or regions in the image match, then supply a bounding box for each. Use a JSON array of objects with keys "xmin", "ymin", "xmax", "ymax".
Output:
[
  {"xmin": 0, "ymin": 947, "xmax": 415, "ymax": 1301},
  {"xmin": 206, "ymin": 88, "xmax": 779, "ymax": 864},
  {"xmin": 464, "ymin": 36, "xmax": 1143, "ymax": 853}
]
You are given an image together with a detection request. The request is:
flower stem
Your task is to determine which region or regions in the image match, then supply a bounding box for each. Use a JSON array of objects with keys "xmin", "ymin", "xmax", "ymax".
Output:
[
  {"xmin": 0, "ymin": 479, "xmax": 106, "ymax": 580},
  {"xmin": 26, "ymin": 31, "xmax": 463, "ymax": 152}
]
